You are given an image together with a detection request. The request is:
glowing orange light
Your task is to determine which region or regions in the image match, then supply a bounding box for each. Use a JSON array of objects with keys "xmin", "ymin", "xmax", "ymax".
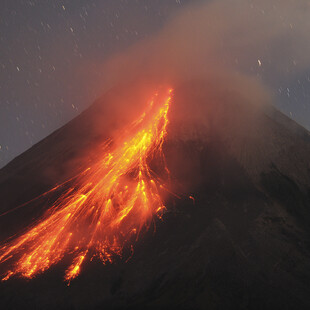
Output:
[{"xmin": 0, "ymin": 88, "xmax": 173, "ymax": 283}]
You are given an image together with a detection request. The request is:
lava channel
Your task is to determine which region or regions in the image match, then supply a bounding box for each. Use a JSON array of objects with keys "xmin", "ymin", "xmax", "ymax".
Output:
[{"xmin": 0, "ymin": 88, "xmax": 173, "ymax": 282}]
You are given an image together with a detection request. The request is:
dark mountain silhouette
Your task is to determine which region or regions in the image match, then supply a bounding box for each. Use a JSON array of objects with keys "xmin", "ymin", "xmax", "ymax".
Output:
[{"xmin": 1, "ymin": 80, "xmax": 310, "ymax": 309}]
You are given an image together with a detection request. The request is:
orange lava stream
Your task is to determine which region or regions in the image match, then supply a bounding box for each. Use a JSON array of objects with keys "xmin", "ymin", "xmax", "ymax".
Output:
[{"xmin": 0, "ymin": 89, "xmax": 173, "ymax": 282}]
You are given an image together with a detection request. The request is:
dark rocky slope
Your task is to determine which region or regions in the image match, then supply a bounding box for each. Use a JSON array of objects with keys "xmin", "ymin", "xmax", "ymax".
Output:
[{"xmin": 1, "ymin": 81, "xmax": 310, "ymax": 309}]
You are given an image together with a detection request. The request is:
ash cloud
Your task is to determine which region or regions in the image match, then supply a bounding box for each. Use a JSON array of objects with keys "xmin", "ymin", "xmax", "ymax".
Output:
[{"xmin": 90, "ymin": 0, "xmax": 310, "ymax": 112}]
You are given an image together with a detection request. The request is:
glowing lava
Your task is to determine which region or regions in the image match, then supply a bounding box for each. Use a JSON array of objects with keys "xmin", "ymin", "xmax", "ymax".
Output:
[{"xmin": 0, "ymin": 88, "xmax": 173, "ymax": 282}]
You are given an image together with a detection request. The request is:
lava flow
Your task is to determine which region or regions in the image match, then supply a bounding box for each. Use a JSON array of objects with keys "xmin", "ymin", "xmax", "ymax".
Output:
[{"xmin": 0, "ymin": 88, "xmax": 173, "ymax": 282}]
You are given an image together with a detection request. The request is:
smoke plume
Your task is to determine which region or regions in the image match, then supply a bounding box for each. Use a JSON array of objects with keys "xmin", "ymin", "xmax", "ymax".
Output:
[{"xmin": 87, "ymin": 0, "xmax": 310, "ymax": 110}]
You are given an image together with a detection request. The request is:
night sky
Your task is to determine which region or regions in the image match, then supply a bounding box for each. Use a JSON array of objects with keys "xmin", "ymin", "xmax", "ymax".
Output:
[{"xmin": 1, "ymin": 0, "xmax": 310, "ymax": 168}]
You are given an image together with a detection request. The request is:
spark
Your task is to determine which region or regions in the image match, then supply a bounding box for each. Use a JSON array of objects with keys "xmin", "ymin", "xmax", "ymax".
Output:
[{"xmin": 189, "ymin": 195, "xmax": 195, "ymax": 204}]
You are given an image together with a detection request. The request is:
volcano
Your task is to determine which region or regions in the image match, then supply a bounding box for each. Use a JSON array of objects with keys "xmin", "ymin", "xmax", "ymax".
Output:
[{"xmin": 1, "ymin": 80, "xmax": 310, "ymax": 309}]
